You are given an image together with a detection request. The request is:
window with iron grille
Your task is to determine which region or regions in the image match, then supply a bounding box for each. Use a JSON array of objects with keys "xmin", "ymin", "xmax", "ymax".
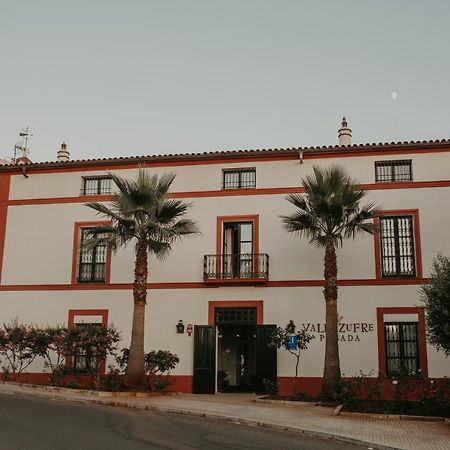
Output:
[
  {"xmin": 222, "ymin": 168, "xmax": 256, "ymax": 189},
  {"xmin": 215, "ymin": 307, "xmax": 257, "ymax": 325},
  {"xmin": 81, "ymin": 176, "xmax": 112, "ymax": 195},
  {"xmin": 375, "ymin": 160, "xmax": 412, "ymax": 182},
  {"xmin": 72, "ymin": 323, "xmax": 101, "ymax": 372},
  {"xmin": 384, "ymin": 322, "xmax": 419, "ymax": 376},
  {"xmin": 380, "ymin": 215, "xmax": 416, "ymax": 277},
  {"xmin": 78, "ymin": 228, "xmax": 107, "ymax": 282}
]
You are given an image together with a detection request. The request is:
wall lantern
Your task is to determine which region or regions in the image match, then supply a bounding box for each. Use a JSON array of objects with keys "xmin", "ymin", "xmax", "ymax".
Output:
[{"xmin": 176, "ymin": 320, "xmax": 185, "ymax": 334}]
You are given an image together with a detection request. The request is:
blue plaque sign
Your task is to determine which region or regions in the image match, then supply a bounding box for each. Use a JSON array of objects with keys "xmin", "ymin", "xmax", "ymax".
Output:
[{"xmin": 287, "ymin": 335, "xmax": 298, "ymax": 350}]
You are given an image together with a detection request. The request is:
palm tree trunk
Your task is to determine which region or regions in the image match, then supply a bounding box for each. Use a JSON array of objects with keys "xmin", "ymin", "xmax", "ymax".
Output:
[
  {"xmin": 321, "ymin": 238, "xmax": 341, "ymax": 398},
  {"xmin": 126, "ymin": 240, "xmax": 148, "ymax": 387}
]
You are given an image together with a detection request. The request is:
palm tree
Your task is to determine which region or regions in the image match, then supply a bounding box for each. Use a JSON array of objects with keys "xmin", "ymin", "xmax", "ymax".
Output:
[
  {"xmin": 281, "ymin": 166, "xmax": 380, "ymax": 398},
  {"xmin": 84, "ymin": 169, "xmax": 199, "ymax": 386}
]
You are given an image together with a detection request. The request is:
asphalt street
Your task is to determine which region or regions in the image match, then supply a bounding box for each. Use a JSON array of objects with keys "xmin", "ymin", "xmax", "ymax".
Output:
[{"xmin": 0, "ymin": 393, "xmax": 367, "ymax": 450}]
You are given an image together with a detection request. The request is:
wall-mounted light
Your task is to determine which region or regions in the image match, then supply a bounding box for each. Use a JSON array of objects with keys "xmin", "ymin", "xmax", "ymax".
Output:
[{"xmin": 176, "ymin": 320, "xmax": 185, "ymax": 334}]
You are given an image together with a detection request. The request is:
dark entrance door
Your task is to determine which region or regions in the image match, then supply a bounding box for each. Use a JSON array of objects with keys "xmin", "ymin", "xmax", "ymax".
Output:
[
  {"xmin": 254, "ymin": 325, "xmax": 277, "ymax": 394},
  {"xmin": 193, "ymin": 325, "xmax": 216, "ymax": 394}
]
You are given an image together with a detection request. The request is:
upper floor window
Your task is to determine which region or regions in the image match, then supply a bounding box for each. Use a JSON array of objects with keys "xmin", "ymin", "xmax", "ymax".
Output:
[
  {"xmin": 385, "ymin": 322, "xmax": 419, "ymax": 376},
  {"xmin": 375, "ymin": 160, "xmax": 412, "ymax": 182},
  {"xmin": 222, "ymin": 168, "xmax": 256, "ymax": 190},
  {"xmin": 81, "ymin": 176, "xmax": 112, "ymax": 195},
  {"xmin": 78, "ymin": 228, "xmax": 107, "ymax": 282},
  {"xmin": 380, "ymin": 215, "xmax": 416, "ymax": 277}
]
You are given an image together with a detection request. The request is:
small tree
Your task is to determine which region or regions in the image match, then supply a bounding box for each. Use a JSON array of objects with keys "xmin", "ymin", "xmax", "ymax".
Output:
[
  {"xmin": 116, "ymin": 348, "xmax": 180, "ymax": 392},
  {"xmin": 0, "ymin": 320, "xmax": 47, "ymax": 381},
  {"xmin": 270, "ymin": 320, "xmax": 314, "ymax": 394},
  {"xmin": 420, "ymin": 254, "xmax": 450, "ymax": 355},
  {"xmin": 68, "ymin": 323, "xmax": 121, "ymax": 389},
  {"xmin": 41, "ymin": 326, "xmax": 74, "ymax": 386}
]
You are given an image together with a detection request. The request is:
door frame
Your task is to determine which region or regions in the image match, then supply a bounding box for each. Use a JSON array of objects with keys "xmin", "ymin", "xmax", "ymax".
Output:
[{"xmin": 208, "ymin": 300, "xmax": 264, "ymax": 393}]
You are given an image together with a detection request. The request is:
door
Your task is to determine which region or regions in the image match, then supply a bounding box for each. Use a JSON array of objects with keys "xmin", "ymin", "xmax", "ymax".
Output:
[
  {"xmin": 223, "ymin": 222, "xmax": 253, "ymax": 278},
  {"xmin": 193, "ymin": 325, "xmax": 216, "ymax": 394},
  {"xmin": 254, "ymin": 325, "xmax": 277, "ymax": 394}
]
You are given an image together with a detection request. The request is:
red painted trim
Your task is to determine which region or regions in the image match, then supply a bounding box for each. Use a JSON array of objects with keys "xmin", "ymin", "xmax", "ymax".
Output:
[
  {"xmin": 0, "ymin": 175, "xmax": 11, "ymax": 284},
  {"xmin": 376, "ymin": 307, "xmax": 428, "ymax": 378},
  {"xmin": 71, "ymin": 221, "xmax": 112, "ymax": 285},
  {"xmin": 68, "ymin": 309, "xmax": 109, "ymax": 375},
  {"xmin": 166, "ymin": 375, "xmax": 192, "ymax": 393},
  {"xmin": 208, "ymin": 300, "xmax": 263, "ymax": 325},
  {"xmin": 6, "ymin": 179, "xmax": 450, "ymax": 206},
  {"xmin": 68, "ymin": 309, "xmax": 109, "ymax": 327},
  {"xmin": 374, "ymin": 209, "xmax": 423, "ymax": 280},
  {"xmin": 0, "ymin": 277, "xmax": 430, "ymax": 291}
]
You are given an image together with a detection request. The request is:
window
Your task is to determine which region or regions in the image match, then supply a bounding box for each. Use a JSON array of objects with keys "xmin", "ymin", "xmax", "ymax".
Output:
[
  {"xmin": 384, "ymin": 322, "xmax": 419, "ymax": 376},
  {"xmin": 380, "ymin": 215, "xmax": 415, "ymax": 277},
  {"xmin": 81, "ymin": 176, "xmax": 112, "ymax": 195},
  {"xmin": 375, "ymin": 160, "xmax": 412, "ymax": 182},
  {"xmin": 222, "ymin": 168, "xmax": 256, "ymax": 189},
  {"xmin": 222, "ymin": 222, "xmax": 254, "ymax": 278},
  {"xmin": 78, "ymin": 228, "xmax": 107, "ymax": 282},
  {"xmin": 72, "ymin": 323, "xmax": 101, "ymax": 373}
]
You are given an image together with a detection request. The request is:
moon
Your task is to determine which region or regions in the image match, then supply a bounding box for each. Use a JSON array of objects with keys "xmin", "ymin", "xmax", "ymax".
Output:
[{"xmin": 391, "ymin": 91, "xmax": 398, "ymax": 100}]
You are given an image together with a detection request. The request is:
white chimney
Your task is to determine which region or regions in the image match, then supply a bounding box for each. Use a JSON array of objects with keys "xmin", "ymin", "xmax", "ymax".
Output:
[
  {"xmin": 338, "ymin": 116, "xmax": 352, "ymax": 146},
  {"xmin": 57, "ymin": 142, "xmax": 70, "ymax": 162}
]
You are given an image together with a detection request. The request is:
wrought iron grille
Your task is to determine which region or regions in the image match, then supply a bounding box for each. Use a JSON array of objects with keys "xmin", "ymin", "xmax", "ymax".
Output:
[
  {"xmin": 81, "ymin": 176, "xmax": 112, "ymax": 195},
  {"xmin": 222, "ymin": 168, "xmax": 256, "ymax": 189},
  {"xmin": 72, "ymin": 323, "xmax": 101, "ymax": 373},
  {"xmin": 375, "ymin": 160, "xmax": 412, "ymax": 182},
  {"xmin": 215, "ymin": 307, "xmax": 257, "ymax": 325},
  {"xmin": 203, "ymin": 253, "xmax": 269, "ymax": 280},
  {"xmin": 384, "ymin": 322, "xmax": 419, "ymax": 375},
  {"xmin": 78, "ymin": 228, "xmax": 107, "ymax": 282},
  {"xmin": 380, "ymin": 216, "xmax": 416, "ymax": 277}
]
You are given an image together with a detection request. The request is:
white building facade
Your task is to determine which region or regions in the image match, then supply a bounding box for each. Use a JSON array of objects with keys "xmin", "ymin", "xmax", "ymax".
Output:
[{"xmin": 0, "ymin": 134, "xmax": 449, "ymax": 395}]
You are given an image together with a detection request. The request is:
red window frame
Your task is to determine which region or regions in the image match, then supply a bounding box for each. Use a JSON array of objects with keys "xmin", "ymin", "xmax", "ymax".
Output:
[
  {"xmin": 71, "ymin": 221, "xmax": 112, "ymax": 285},
  {"xmin": 373, "ymin": 209, "xmax": 423, "ymax": 280},
  {"xmin": 376, "ymin": 306, "xmax": 428, "ymax": 377}
]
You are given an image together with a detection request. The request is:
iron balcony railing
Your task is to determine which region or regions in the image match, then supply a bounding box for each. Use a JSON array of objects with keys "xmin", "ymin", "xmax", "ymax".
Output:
[{"xmin": 203, "ymin": 253, "xmax": 269, "ymax": 281}]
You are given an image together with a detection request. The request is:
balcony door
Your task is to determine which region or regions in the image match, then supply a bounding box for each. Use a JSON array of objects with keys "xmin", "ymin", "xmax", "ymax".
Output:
[{"xmin": 223, "ymin": 222, "xmax": 253, "ymax": 278}]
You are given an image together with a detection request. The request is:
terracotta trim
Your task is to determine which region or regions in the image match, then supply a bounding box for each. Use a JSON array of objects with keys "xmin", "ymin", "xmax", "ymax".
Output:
[
  {"xmin": 5, "ymin": 179, "xmax": 450, "ymax": 206},
  {"xmin": 374, "ymin": 209, "xmax": 423, "ymax": 280},
  {"xmin": 71, "ymin": 221, "xmax": 112, "ymax": 285},
  {"xmin": 67, "ymin": 309, "xmax": 109, "ymax": 375},
  {"xmin": 0, "ymin": 175, "xmax": 11, "ymax": 284},
  {"xmin": 208, "ymin": 300, "xmax": 263, "ymax": 325},
  {"xmin": 0, "ymin": 277, "xmax": 430, "ymax": 292},
  {"xmin": 376, "ymin": 306, "xmax": 428, "ymax": 378}
]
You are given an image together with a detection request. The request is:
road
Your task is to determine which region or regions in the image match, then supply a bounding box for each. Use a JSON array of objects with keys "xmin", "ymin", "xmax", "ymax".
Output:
[{"xmin": 0, "ymin": 393, "xmax": 367, "ymax": 450}]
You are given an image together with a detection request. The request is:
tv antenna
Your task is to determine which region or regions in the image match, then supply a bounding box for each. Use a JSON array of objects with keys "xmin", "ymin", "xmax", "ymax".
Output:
[{"xmin": 13, "ymin": 126, "xmax": 33, "ymax": 164}]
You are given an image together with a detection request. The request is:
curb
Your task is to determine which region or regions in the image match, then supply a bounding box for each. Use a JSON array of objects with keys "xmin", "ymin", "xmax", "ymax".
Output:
[{"xmin": 0, "ymin": 384, "xmax": 400, "ymax": 450}]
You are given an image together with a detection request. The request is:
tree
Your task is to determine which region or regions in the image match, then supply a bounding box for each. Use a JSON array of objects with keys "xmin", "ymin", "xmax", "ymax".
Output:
[
  {"xmin": 420, "ymin": 254, "xmax": 450, "ymax": 355},
  {"xmin": 84, "ymin": 169, "xmax": 199, "ymax": 386},
  {"xmin": 280, "ymin": 166, "xmax": 380, "ymax": 398},
  {"xmin": 269, "ymin": 320, "xmax": 314, "ymax": 394}
]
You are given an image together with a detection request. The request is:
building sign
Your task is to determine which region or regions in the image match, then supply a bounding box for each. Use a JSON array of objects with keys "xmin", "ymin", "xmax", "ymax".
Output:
[
  {"xmin": 301, "ymin": 322, "xmax": 375, "ymax": 342},
  {"xmin": 287, "ymin": 335, "xmax": 298, "ymax": 350}
]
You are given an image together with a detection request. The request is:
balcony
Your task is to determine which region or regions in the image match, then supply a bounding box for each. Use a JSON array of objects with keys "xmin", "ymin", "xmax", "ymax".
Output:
[{"xmin": 203, "ymin": 253, "xmax": 269, "ymax": 284}]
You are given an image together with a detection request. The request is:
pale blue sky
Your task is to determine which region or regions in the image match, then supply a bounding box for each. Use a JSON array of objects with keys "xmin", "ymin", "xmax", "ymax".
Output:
[{"xmin": 1, "ymin": 1, "xmax": 449, "ymax": 162}]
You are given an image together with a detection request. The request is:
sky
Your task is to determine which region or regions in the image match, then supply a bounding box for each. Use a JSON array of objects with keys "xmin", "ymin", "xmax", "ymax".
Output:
[{"xmin": 0, "ymin": 1, "xmax": 449, "ymax": 163}]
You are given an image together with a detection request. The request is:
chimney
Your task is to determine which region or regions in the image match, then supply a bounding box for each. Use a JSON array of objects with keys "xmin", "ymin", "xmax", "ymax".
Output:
[
  {"xmin": 338, "ymin": 116, "xmax": 352, "ymax": 146},
  {"xmin": 57, "ymin": 142, "xmax": 70, "ymax": 162}
]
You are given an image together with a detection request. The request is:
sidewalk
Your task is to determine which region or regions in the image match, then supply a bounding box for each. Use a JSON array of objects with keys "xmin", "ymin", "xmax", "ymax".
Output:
[{"xmin": 1, "ymin": 382, "xmax": 449, "ymax": 450}]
